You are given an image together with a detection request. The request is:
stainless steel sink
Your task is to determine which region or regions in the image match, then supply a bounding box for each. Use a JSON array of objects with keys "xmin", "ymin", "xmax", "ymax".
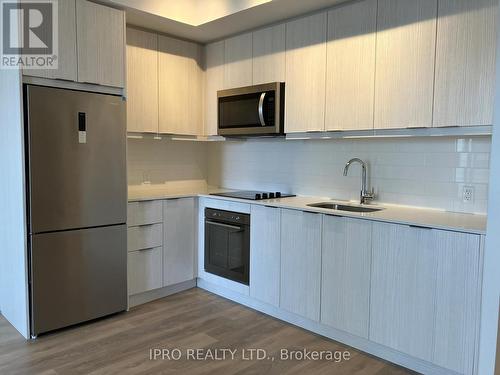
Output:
[{"xmin": 307, "ymin": 202, "xmax": 384, "ymax": 213}]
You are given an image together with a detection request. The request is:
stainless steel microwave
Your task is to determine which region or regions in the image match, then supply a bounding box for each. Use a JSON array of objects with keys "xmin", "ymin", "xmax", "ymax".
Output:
[{"xmin": 217, "ymin": 82, "xmax": 285, "ymax": 136}]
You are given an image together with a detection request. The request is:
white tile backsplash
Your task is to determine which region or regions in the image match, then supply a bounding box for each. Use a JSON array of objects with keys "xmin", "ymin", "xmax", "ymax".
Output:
[
  {"xmin": 127, "ymin": 138, "xmax": 208, "ymax": 186},
  {"xmin": 127, "ymin": 136, "xmax": 490, "ymax": 214},
  {"xmin": 207, "ymin": 136, "xmax": 491, "ymax": 214}
]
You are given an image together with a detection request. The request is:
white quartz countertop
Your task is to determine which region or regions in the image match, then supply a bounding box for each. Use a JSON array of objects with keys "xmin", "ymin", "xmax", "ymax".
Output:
[{"xmin": 128, "ymin": 185, "xmax": 487, "ymax": 235}]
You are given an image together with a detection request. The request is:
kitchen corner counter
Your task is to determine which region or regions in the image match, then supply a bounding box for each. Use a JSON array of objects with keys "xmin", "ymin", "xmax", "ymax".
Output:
[
  {"xmin": 128, "ymin": 185, "xmax": 487, "ymax": 235},
  {"xmin": 127, "ymin": 181, "xmax": 228, "ymax": 202}
]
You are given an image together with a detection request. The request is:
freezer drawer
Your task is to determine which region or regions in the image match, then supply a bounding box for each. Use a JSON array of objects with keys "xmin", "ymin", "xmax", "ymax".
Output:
[
  {"xmin": 26, "ymin": 85, "xmax": 127, "ymax": 233},
  {"xmin": 30, "ymin": 225, "xmax": 127, "ymax": 336}
]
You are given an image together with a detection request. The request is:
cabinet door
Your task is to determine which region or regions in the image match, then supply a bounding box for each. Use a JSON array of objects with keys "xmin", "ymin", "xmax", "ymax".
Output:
[
  {"xmin": 159, "ymin": 36, "xmax": 203, "ymax": 136},
  {"xmin": 224, "ymin": 33, "xmax": 253, "ymax": 89},
  {"xmin": 325, "ymin": 0, "xmax": 377, "ymax": 131},
  {"xmin": 374, "ymin": 0, "xmax": 437, "ymax": 129},
  {"xmin": 250, "ymin": 205, "xmax": 281, "ymax": 307},
  {"xmin": 76, "ymin": 0, "xmax": 125, "ymax": 87},
  {"xmin": 280, "ymin": 209, "xmax": 321, "ymax": 321},
  {"xmin": 285, "ymin": 12, "xmax": 327, "ymax": 133},
  {"xmin": 163, "ymin": 198, "xmax": 196, "ymax": 286},
  {"xmin": 370, "ymin": 223, "xmax": 436, "ymax": 361},
  {"xmin": 204, "ymin": 41, "xmax": 225, "ymax": 136},
  {"xmin": 23, "ymin": 0, "xmax": 77, "ymax": 81},
  {"xmin": 126, "ymin": 28, "xmax": 158, "ymax": 133},
  {"xmin": 252, "ymin": 24, "xmax": 286, "ymax": 85},
  {"xmin": 128, "ymin": 247, "xmax": 163, "ymax": 295},
  {"xmin": 432, "ymin": 230, "xmax": 481, "ymax": 374},
  {"xmin": 433, "ymin": 0, "xmax": 498, "ymax": 127},
  {"xmin": 370, "ymin": 223, "xmax": 481, "ymax": 374},
  {"xmin": 321, "ymin": 216, "xmax": 371, "ymax": 338}
]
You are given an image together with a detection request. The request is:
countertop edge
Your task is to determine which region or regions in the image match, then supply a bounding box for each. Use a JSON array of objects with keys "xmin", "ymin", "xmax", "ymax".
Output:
[{"xmin": 127, "ymin": 192, "xmax": 487, "ymax": 235}]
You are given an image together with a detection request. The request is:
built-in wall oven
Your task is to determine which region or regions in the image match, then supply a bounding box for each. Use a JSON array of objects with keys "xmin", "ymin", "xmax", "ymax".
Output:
[
  {"xmin": 217, "ymin": 82, "xmax": 285, "ymax": 136},
  {"xmin": 204, "ymin": 208, "xmax": 250, "ymax": 285}
]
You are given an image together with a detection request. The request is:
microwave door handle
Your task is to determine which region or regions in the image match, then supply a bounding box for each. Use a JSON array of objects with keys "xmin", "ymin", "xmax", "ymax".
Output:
[{"xmin": 258, "ymin": 92, "xmax": 266, "ymax": 127}]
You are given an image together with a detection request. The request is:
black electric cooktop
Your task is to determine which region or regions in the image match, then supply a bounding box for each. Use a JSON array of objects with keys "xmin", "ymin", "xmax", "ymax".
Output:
[{"xmin": 210, "ymin": 190, "xmax": 296, "ymax": 201}]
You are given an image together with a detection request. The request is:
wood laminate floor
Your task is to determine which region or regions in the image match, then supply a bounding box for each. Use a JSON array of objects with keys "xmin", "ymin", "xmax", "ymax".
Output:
[{"xmin": 0, "ymin": 288, "xmax": 416, "ymax": 375}]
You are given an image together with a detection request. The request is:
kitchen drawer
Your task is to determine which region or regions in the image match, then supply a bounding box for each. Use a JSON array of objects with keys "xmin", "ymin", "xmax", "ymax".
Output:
[
  {"xmin": 128, "ymin": 247, "xmax": 163, "ymax": 295},
  {"xmin": 127, "ymin": 223, "xmax": 163, "ymax": 252},
  {"xmin": 128, "ymin": 201, "xmax": 163, "ymax": 227}
]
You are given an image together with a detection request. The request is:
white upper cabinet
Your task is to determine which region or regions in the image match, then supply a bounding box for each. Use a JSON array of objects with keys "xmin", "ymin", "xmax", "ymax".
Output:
[
  {"xmin": 224, "ymin": 33, "xmax": 253, "ymax": 89},
  {"xmin": 374, "ymin": 0, "xmax": 437, "ymax": 129},
  {"xmin": 23, "ymin": 0, "xmax": 77, "ymax": 81},
  {"xmin": 76, "ymin": 0, "xmax": 125, "ymax": 88},
  {"xmin": 126, "ymin": 27, "xmax": 159, "ymax": 134},
  {"xmin": 433, "ymin": 0, "xmax": 498, "ymax": 127},
  {"xmin": 204, "ymin": 41, "xmax": 225, "ymax": 136},
  {"xmin": 285, "ymin": 12, "xmax": 327, "ymax": 133},
  {"xmin": 321, "ymin": 216, "xmax": 372, "ymax": 338},
  {"xmin": 252, "ymin": 24, "xmax": 286, "ymax": 85},
  {"xmin": 370, "ymin": 223, "xmax": 481, "ymax": 374},
  {"xmin": 325, "ymin": 0, "xmax": 377, "ymax": 131},
  {"xmin": 280, "ymin": 209, "xmax": 322, "ymax": 321},
  {"xmin": 158, "ymin": 35, "xmax": 203, "ymax": 135}
]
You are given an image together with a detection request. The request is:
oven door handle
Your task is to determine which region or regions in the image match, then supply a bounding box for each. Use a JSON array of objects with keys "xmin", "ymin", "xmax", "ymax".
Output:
[
  {"xmin": 258, "ymin": 92, "xmax": 267, "ymax": 127},
  {"xmin": 206, "ymin": 220, "xmax": 244, "ymax": 231}
]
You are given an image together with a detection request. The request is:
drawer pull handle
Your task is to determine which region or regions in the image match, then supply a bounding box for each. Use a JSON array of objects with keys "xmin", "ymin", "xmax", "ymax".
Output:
[
  {"xmin": 409, "ymin": 225, "xmax": 433, "ymax": 230},
  {"xmin": 133, "ymin": 223, "xmax": 161, "ymax": 228},
  {"xmin": 138, "ymin": 247, "xmax": 157, "ymax": 252}
]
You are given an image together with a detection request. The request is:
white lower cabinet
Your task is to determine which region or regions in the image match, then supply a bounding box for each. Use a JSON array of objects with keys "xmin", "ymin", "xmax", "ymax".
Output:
[
  {"xmin": 128, "ymin": 247, "xmax": 163, "ymax": 295},
  {"xmin": 128, "ymin": 201, "xmax": 164, "ymax": 296},
  {"xmin": 127, "ymin": 223, "xmax": 163, "ymax": 252},
  {"xmin": 197, "ymin": 200, "xmax": 483, "ymax": 375},
  {"xmin": 250, "ymin": 205, "xmax": 281, "ymax": 307},
  {"xmin": 280, "ymin": 209, "xmax": 322, "ymax": 321},
  {"xmin": 321, "ymin": 216, "xmax": 372, "ymax": 338},
  {"xmin": 128, "ymin": 198, "xmax": 196, "ymax": 298},
  {"xmin": 127, "ymin": 200, "xmax": 163, "ymax": 227},
  {"xmin": 370, "ymin": 222, "xmax": 481, "ymax": 374},
  {"xmin": 163, "ymin": 198, "xmax": 196, "ymax": 286}
]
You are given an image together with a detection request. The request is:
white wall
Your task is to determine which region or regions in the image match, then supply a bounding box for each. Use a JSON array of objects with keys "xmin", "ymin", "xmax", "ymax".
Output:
[
  {"xmin": 208, "ymin": 136, "xmax": 491, "ymax": 213},
  {"xmin": 127, "ymin": 138, "xmax": 208, "ymax": 185},
  {"xmin": 0, "ymin": 68, "xmax": 30, "ymax": 339}
]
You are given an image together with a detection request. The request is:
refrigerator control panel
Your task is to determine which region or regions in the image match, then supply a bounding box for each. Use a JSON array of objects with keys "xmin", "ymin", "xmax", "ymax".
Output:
[{"xmin": 78, "ymin": 112, "xmax": 86, "ymax": 144}]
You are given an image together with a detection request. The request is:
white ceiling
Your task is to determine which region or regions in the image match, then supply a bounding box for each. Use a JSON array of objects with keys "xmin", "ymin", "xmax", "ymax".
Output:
[
  {"xmin": 104, "ymin": 0, "xmax": 350, "ymax": 43},
  {"xmin": 109, "ymin": 0, "xmax": 273, "ymax": 26}
]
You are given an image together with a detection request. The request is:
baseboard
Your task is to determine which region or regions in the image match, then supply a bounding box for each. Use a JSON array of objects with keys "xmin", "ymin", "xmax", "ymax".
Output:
[
  {"xmin": 128, "ymin": 279, "xmax": 196, "ymax": 308},
  {"xmin": 197, "ymin": 278, "xmax": 461, "ymax": 375}
]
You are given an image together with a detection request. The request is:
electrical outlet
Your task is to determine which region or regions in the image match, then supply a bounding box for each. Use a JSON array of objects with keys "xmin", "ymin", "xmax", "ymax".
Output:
[{"xmin": 463, "ymin": 186, "xmax": 474, "ymax": 203}]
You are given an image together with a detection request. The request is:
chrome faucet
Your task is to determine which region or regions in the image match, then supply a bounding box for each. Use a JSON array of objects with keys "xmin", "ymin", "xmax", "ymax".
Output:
[{"xmin": 343, "ymin": 158, "xmax": 375, "ymax": 205}]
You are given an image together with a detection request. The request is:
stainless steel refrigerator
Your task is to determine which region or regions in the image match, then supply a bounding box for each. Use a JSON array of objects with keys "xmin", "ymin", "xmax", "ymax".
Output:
[{"xmin": 25, "ymin": 85, "xmax": 128, "ymax": 337}]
